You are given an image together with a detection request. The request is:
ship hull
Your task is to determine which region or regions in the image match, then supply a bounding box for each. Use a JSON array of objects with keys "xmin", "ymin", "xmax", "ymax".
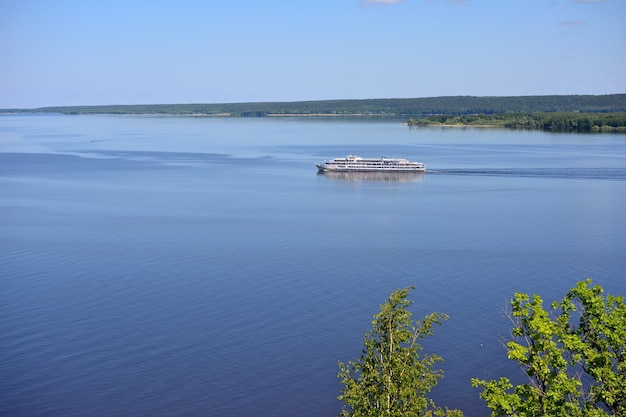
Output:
[{"xmin": 317, "ymin": 165, "xmax": 424, "ymax": 173}]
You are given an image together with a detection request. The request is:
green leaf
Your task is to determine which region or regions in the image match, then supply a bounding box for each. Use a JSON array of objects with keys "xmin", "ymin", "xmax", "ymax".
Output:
[{"xmin": 338, "ymin": 287, "xmax": 463, "ymax": 417}]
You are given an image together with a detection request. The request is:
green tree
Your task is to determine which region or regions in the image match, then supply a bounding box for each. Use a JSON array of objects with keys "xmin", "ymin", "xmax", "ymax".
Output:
[
  {"xmin": 338, "ymin": 286, "xmax": 463, "ymax": 417},
  {"xmin": 472, "ymin": 279, "xmax": 625, "ymax": 416}
]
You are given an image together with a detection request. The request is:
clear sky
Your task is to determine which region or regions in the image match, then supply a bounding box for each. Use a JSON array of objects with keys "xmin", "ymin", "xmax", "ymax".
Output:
[{"xmin": 1, "ymin": 0, "xmax": 624, "ymax": 108}]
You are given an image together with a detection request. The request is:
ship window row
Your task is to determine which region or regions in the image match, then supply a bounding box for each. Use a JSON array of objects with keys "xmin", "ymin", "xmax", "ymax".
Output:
[{"xmin": 327, "ymin": 163, "xmax": 421, "ymax": 167}]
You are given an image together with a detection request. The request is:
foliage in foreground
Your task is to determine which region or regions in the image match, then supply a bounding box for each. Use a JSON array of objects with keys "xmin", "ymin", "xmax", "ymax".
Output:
[
  {"xmin": 338, "ymin": 287, "xmax": 464, "ymax": 417},
  {"xmin": 472, "ymin": 279, "xmax": 626, "ymax": 416}
]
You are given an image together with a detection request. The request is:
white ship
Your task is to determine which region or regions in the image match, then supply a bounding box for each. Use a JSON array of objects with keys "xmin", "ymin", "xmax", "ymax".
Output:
[{"xmin": 316, "ymin": 155, "xmax": 426, "ymax": 172}]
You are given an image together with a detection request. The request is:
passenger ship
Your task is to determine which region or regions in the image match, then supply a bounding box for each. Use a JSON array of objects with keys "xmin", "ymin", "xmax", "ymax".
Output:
[{"xmin": 316, "ymin": 155, "xmax": 426, "ymax": 172}]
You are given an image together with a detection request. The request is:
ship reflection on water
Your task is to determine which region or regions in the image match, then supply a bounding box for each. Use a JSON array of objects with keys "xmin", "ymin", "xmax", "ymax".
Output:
[{"xmin": 317, "ymin": 170, "xmax": 426, "ymax": 182}]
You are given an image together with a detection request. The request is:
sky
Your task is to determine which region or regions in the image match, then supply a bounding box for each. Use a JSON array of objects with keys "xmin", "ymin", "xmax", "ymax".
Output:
[{"xmin": 1, "ymin": 0, "xmax": 625, "ymax": 108}]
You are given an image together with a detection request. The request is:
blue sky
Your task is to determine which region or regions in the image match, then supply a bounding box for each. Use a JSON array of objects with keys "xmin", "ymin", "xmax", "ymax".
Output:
[{"xmin": 1, "ymin": 0, "xmax": 624, "ymax": 108}]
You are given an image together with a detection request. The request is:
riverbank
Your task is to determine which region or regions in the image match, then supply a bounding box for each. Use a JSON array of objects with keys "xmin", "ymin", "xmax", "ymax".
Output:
[
  {"xmin": 3, "ymin": 94, "xmax": 624, "ymax": 117},
  {"xmin": 407, "ymin": 112, "xmax": 626, "ymax": 133}
]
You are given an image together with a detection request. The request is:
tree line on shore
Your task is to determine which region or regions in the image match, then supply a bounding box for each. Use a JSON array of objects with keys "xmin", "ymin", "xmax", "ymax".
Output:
[
  {"xmin": 6, "ymin": 94, "xmax": 626, "ymax": 117},
  {"xmin": 7, "ymin": 94, "xmax": 625, "ymax": 133},
  {"xmin": 407, "ymin": 112, "xmax": 626, "ymax": 132},
  {"xmin": 338, "ymin": 279, "xmax": 625, "ymax": 416}
]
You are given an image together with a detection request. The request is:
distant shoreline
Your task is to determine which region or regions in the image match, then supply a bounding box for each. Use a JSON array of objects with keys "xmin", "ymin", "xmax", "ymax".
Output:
[
  {"xmin": 3, "ymin": 94, "xmax": 625, "ymax": 117},
  {"xmin": 407, "ymin": 112, "xmax": 626, "ymax": 132},
  {"xmin": 3, "ymin": 95, "xmax": 625, "ymax": 132}
]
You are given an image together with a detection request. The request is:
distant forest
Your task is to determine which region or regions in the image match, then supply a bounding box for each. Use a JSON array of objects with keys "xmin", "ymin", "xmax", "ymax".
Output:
[
  {"xmin": 7, "ymin": 94, "xmax": 626, "ymax": 117},
  {"xmin": 407, "ymin": 112, "xmax": 626, "ymax": 132},
  {"xmin": 4, "ymin": 95, "xmax": 626, "ymax": 132}
]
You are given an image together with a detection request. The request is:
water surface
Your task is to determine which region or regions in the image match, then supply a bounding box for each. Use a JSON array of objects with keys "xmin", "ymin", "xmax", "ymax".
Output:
[{"xmin": 2, "ymin": 115, "xmax": 625, "ymax": 416}]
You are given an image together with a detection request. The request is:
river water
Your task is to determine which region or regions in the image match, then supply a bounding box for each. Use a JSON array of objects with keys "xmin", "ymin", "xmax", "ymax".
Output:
[{"xmin": 1, "ymin": 114, "xmax": 625, "ymax": 416}]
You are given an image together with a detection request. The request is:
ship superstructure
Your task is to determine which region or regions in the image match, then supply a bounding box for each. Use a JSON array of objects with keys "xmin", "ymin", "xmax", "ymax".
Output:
[{"xmin": 316, "ymin": 155, "xmax": 425, "ymax": 172}]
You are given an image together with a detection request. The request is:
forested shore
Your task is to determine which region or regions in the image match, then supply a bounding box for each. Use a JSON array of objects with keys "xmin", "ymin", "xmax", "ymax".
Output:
[
  {"xmin": 5, "ymin": 94, "xmax": 626, "ymax": 133},
  {"xmin": 5, "ymin": 94, "xmax": 626, "ymax": 116},
  {"xmin": 407, "ymin": 112, "xmax": 626, "ymax": 132}
]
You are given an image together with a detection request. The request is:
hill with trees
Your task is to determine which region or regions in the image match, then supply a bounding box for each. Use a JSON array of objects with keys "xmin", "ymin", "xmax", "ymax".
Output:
[{"xmin": 6, "ymin": 94, "xmax": 626, "ymax": 117}]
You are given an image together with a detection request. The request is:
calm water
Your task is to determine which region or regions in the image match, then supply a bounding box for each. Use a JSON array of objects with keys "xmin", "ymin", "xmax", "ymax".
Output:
[{"xmin": 1, "ymin": 114, "xmax": 626, "ymax": 416}]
